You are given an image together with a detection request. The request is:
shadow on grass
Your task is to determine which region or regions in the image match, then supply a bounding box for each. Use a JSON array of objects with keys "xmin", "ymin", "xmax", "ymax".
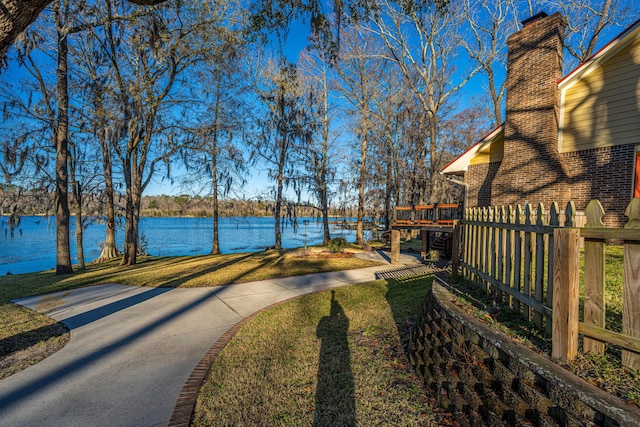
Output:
[
  {"xmin": 0, "ymin": 322, "xmax": 68, "ymax": 358},
  {"xmin": 382, "ymin": 274, "xmax": 434, "ymax": 367},
  {"xmin": 158, "ymin": 253, "xmax": 256, "ymax": 287},
  {"xmin": 314, "ymin": 290, "xmax": 355, "ymax": 427},
  {"xmin": 0, "ymin": 252, "xmax": 261, "ymax": 298}
]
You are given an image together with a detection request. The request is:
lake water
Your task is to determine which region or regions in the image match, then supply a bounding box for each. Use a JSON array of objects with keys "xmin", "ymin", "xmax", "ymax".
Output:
[{"xmin": 0, "ymin": 216, "xmax": 364, "ymax": 275}]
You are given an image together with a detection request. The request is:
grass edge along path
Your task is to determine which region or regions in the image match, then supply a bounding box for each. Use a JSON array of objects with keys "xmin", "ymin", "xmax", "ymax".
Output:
[
  {"xmin": 192, "ymin": 276, "xmax": 440, "ymax": 427},
  {"xmin": 0, "ymin": 249, "xmax": 382, "ymax": 380}
]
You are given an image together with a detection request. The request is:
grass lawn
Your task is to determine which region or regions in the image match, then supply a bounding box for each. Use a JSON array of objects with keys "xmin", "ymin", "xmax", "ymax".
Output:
[
  {"xmin": 193, "ymin": 275, "xmax": 439, "ymax": 426},
  {"xmin": 0, "ymin": 249, "xmax": 381, "ymax": 379}
]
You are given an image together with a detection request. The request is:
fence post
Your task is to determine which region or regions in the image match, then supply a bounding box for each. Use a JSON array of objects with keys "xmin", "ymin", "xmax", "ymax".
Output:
[
  {"xmin": 420, "ymin": 229, "xmax": 428, "ymax": 260},
  {"xmin": 391, "ymin": 230, "xmax": 401, "ymax": 265},
  {"xmin": 623, "ymin": 198, "xmax": 640, "ymax": 370},
  {"xmin": 552, "ymin": 227, "xmax": 580, "ymax": 361}
]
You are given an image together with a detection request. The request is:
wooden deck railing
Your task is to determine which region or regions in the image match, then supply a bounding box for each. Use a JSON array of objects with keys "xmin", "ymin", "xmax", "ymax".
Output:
[{"xmin": 393, "ymin": 203, "xmax": 461, "ymax": 226}]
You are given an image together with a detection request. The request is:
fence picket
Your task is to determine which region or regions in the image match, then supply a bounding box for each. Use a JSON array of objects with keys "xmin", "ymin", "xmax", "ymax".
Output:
[
  {"xmin": 584, "ymin": 200, "xmax": 606, "ymax": 355},
  {"xmin": 513, "ymin": 205, "xmax": 523, "ymax": 312},
  {"xmin": 497, "ymin": 207, "xmax": 505, "ymax": 303},
  {"xmin": 490, "ymin": 207, "xmax": 498, "ymax": 297},
  {"xmin": 474, "ymin": 208, "xmax": 482, "ymax": 286},
  {"xmin": 506, "ymin": 206, "xmax": 514, "ymax": 310},
  {"xmin": 546, "ymin": 203, "xmax": 559, "ymax": 336},
  {"xmin": 464, "ymin": 208, "xmax": 470, "ymax": 278},
  {"xmin": 483, "ymin": 207, "xmax": 490, "ymax": 293},
  {"xmin": 565, "ymin": 201, "xmax": 576, "ymax": 227},
  {"xmin": 623, "ymin": 199, "xmax": 640, "ymax": 370},
  {"xmin": 534, "ymin": 203, "xmax": 545, "ymax": 330},
  {"xmin": 524, "ymin": 204, "xmax": 533, "ymax": 321},
  {"xmin": 464, "ymin": 208, "xmax": 477, "ymax": 283}
]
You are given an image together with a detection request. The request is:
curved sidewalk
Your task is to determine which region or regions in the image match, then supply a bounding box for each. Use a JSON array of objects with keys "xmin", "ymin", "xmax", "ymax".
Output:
[{"xmin": 0, "ymin": 252, "xmax": 422, "ymax": 427}]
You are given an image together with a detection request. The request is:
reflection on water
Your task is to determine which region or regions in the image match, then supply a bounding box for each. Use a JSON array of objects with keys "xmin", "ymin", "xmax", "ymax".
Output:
[{"xmin": 0, "ymin": 216, "xmax": 364, "ymax": 275}]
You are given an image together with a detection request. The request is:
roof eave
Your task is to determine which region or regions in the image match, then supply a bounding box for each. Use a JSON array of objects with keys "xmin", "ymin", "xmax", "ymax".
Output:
[
  {"xmin": 441, "ymin": 124, "xmax": 505, "ymax": 175},
  {"xmin": 559, "ymin": 18, "xmax": 640, "ymax": 90}
]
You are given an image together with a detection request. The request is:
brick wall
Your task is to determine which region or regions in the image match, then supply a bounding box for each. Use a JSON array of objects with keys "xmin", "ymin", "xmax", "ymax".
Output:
[
  {"xmin": 465, "ymin": 145, "xmax": 635, "ymax": 227},
  {"xmin": 492, "ymin": 12, "xmax": 571, "ymax": 208},
  {"xmin": 466, "ymin": 162, "xmax": 501, "ymax": 207},
  {"xmin": 409, "ymin": 278, "xmax": 640, "ymax": 426},
  {"xmin": 563, "ymin": 144, "xmax": 635, "ymax": 227}
]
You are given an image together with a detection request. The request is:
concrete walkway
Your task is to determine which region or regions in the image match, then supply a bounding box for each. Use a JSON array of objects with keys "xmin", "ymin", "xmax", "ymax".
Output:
[{"xmin": 0, "ymin": 251, "xmax": 422, "ymax": 427}]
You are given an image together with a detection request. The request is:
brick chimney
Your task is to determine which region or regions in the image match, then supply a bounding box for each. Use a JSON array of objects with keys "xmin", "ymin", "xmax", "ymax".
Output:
[{"xmin": 492, "ymin": 12, "xmax": 571, "ymax": 207}]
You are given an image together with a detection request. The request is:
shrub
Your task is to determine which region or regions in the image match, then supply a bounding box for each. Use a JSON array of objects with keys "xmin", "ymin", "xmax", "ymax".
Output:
[{"xmin": 329, "ymin": 237, "xmax": 348, "ymax": 253}]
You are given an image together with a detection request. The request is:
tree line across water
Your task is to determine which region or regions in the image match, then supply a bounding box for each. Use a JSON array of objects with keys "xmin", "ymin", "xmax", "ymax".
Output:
[{"xmin": 0, "ymin": 185, "xmax": 357, "ymax": 219}]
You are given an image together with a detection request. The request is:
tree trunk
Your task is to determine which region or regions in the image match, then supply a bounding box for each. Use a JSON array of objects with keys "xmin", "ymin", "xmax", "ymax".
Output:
[
  {"xmin": 272, "ymin": 88, "xmax": 288, "ymax": 252},
  {"xmin": 384, "ymin": 136, "xmax": 393, "ymax": 231},
  {"xmin": 321, "ymin": 175, "xmax": 330, "ymax": 245},
  {"xmin": 55, "ymin": 23, "xmax": 73, "ymax": 275},
  {"xmin": 356, "ymin": 133, "xmax": 367, "ymax": 244},
  {"xmin": 0, "ymin": 0, "xmax": 50, "ymax": 59},
  {"xmin": 320, "ymin": 86, "xmax": 331, "ymax": 245},
  {"xmin": 133, "ymin": 182, "xmax": 142, "ymax": 256},
  {"xmin": 487, "ymin": 67, "xmax": 502, "ymax": 127},
  {"xmin": 428, "ymin": 111, "xmax": 438, "ymax": 202},
  {"xmin": 121, "ymin": 199, "xmax": 137, "ymax": 265},
  {"xmin": 96, "ymin": 131, "xmax": 118, "ymax": 262},
  {"xmin": 69, "ymin": 142, "xmax": 85, "ymax": 269},
  {"xmin": 211, "ymin": 151, "xmax": 220, "ymax": 255},
  {"xmin": 274, "ymin": 139, "xmax": 286, "ymax": 251},
  {"xmin": 211, "ymin": 97, "xmax": 221, "ymax": 255},
  {"xmin": 98, "ymin": 214, "xmax": 118, "ymax": 261},
  {"xmin": 72, "ymin": 181, "xmax": 85, "ymax": 269},
  {"xmin": 121, "ymin": 153, "xmax": 137, "ymax": 266}
]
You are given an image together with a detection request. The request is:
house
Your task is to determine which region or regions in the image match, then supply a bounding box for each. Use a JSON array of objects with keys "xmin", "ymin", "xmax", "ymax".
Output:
[{"xmin": 442, "ymin": 12, "xmax": 640, "ymax": 227}]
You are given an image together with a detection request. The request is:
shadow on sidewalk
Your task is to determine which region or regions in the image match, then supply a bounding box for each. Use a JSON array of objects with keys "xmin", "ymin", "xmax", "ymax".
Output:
[
  {"xmin": 314, "ymin": 290, "xmax": 355, "ymax": 426},
  {"xmin": 61, "ymin": 287, "xmax": 172, "ymax": 330},
  {"xmin": 0, "ymin": 285, "xmax": 229, "ymax": 411}
]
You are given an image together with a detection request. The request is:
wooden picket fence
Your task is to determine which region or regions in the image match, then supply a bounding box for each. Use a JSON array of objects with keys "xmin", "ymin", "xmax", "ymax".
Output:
[{"xmin": 461, "ymin": 198, "xmax": 640, "ymax": 370}]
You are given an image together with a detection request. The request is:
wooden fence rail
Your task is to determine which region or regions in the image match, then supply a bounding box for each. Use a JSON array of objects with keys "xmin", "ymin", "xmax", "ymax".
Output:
[{"xmin": 462, "ymin": 198, "xmax": 640, "ymax": 370}]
